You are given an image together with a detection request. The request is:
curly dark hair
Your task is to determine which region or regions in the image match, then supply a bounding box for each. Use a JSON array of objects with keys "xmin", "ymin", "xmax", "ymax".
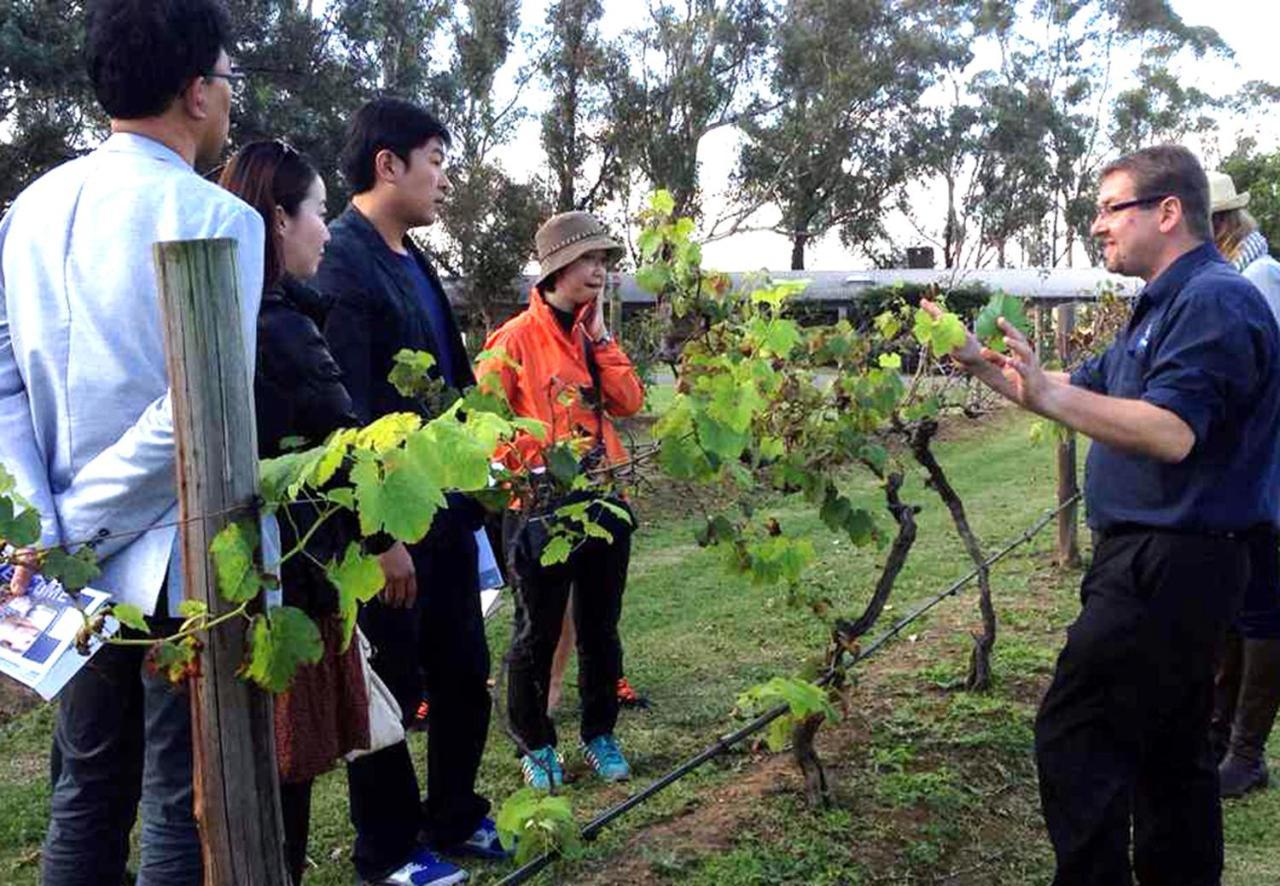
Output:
[
  {"xmin": 340, "ymin": 98, "xmax": 452, "ymax": 194},
  {"xmin": 85, "ymin": 0, "xmax": 231, "ymax": 120}
]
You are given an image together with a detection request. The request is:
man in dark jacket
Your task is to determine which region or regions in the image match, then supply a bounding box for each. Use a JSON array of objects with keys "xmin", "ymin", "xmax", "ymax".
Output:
[{"xmin": 313, "ymin": 98, "xmax": 501, "ymax": 885}]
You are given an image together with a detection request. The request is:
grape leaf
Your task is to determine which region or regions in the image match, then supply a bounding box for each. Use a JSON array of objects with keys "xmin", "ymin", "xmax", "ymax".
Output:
[
  {"xmin": 388, "ymin": 349, "xmax": 437, "ymax": 399},
  {"xmin": 209, "ymin": 520, "xmax": 262, "ymax": 603},
  {"xmin": 974, "ymin": 292, "xmax": 1030, "ymax": 352},
  {"xmin": 112, "ymin": 603, "xmax": 149, "ymax": 634},
  {"xmin": 0, "ymin": 496, "xmax": 41, "ymax": 548},
  {"xmin": 495, "ymin": 787, "xmax": 580, "ymax": 864},
  {"xmin": 148, "ymin": 639, "xmax": 198, "ymax": 683},
  {"xmin": 41, "ymin": 546, "xmax": 101, "ymax": 593},
  {"xmin": 356, "ymin": 412, "xmax": 422, "ymax": 453},
  {"xmin": 649, "ymin": 189, "xmax": 675, "ymax": 215},
  {"xmin": 243, "ymin": 606, "xmax": 323, "ymax": 693},
  {"xmin": 325, "ymin": 542, "xmax": 386, "ymax": 648},
  {"xmin": 177, "ymin": 599, "xmax": 209, "ymax": 620},
  {"xmin": 540, "ymin": 535, "xmax": 572, "ymax": 566},
  {"xmin": 913, "ymin": 308, "xmax": 968, "ymax": 357},
  {"xmin": 350, "ymin": 449, "xmax": 445, "ymax": 543}
]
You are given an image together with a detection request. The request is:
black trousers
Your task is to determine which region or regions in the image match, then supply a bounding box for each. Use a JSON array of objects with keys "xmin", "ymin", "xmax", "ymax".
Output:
[
  {"xmin": 507, "ymin": 529, "xmax": 631, "ymax": 750},
  {"xmin": 1238, "ymin": 528, "xmax": 1280, "ymax": 638},
  {"xmin": 1034, "ymin": 529, "xmax": 1248, "ymax": 886},
  {"xmin": 345, "ymin": 528, "xmax": 492, "ymax": 879}
]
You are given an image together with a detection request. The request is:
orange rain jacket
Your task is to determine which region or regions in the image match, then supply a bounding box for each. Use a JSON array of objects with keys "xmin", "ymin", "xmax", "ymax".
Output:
[{"xmin": 477, "ymin": 287, "xmax": 644, "ymax": 471}]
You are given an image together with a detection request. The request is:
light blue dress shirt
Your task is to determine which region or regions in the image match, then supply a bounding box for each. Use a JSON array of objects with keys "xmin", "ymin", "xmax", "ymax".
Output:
[{"xmin": 0, "ymin": 132, "xmax": 266, "ymax": 614}]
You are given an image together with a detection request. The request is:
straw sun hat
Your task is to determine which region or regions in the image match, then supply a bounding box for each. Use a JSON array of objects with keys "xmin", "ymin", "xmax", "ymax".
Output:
[
  {"xmin": 1208, "ymin": 171, "xmax": 1251, "ymax": 214},
  {"xmin": 534, "ymin": 211, "xmax": 623, "ymax": 289}
]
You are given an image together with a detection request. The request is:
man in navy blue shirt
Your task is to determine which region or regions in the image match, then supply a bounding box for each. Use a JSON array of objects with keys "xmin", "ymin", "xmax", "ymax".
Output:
[
  {"xmin": 313, "ymin": 99, "xmax": 502, "ymax": 886},
  {"xmin": 927, "ymin": 144, "xmax": 1280, "ymax": 885}
]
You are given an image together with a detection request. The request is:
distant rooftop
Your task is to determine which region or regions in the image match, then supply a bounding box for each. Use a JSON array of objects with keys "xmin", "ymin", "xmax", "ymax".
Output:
[{"xmin": 442, "ymin": 267, "xmax": 1142, "ymax": 305}]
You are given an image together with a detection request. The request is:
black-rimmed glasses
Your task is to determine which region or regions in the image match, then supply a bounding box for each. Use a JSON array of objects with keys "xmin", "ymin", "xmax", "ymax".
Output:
[
  {"xmin": 1094, "ymin": 194, "xmax": 1172, "ymax": 220},
  {"xmin": 205, "ymin": 70, "xmax": 248, "ymax": 98}
]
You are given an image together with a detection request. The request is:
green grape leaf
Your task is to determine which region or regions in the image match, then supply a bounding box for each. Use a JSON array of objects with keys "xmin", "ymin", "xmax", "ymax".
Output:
[
  {"xmin": 737, "ymin": 676, "xmax": 839, "ymax": 750},
  {"xmin": 636, "ymin": 227, "xmax": 663, "ymax": 260},
  {"xmin": 874, "ymin": 311, "xmax": 901, "ymax": 340},
  {"xmin": 350, "ymin": 448, "xmax": 445, "ymax": 543},
  {"xmin": 41, "ymin": 546, "xmax": 101, "ymax": 592},
  {"xmin": 356, "ymin": 412, "xmax": 422, "ymax": 453},
  {"xmin": 324, "ymin": 488, "xmax": 357, "ymax": 510},
  {"xmin": 544, "ymin": 444, "xmax": 581, "ymax": 485},
  {"xmin": 657, "ymin": 432, "xmax": 710, "ymax": 479},
  {"xmin": 177, "ymin": 599, "xmax": 208, "ymax": 621},
  {"xmin": 243, "ymin": 606, "xmax": 324, "ymax": 693},
  {"xmin": 149, "ymin": 638, "xmax": 198, "ymax": 683},
  {"xmin": 634, "ymin": 263, "xmax": 672, "ymax": 294},
  {"xmin": 209, "ymin": 520, "xmax": 262, "ymax": 603},
  {"xmin": 495, "ymin": 787, "xmax": 580, "ymax": 864},
  {"xmin": 388, "ymin": 348, "xmax": 438, "ymax": 399},
  {"xmin": 540, "ymin": 535, "xmax": 573, "ymax": 566},
  {"xmin": 913, "ymin": 308, "xmax": 968, "ymax": 357},
  {"xmin": 325, "ymin": 542, "xmax": 386, "ymax": 648},
  {"xmin": 974, "ymin": 292, "xmax": 1030, "ymax": 352},
  {"xmin": 649, "ymin": 189, "xmax": 675, "ymax": 215},
  {"xmin": 112, "ymin": 603, "xmax": 149, "ymax": 634},
  {"xmin": 0, "ymin": 495, "xmax": 41, "ymax": 548},
  {"xmin": 877, "ymin": 352, "xmax": 902, "ymax": 370}
]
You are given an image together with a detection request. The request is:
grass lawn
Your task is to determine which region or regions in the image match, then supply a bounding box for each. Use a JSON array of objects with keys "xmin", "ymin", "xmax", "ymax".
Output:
[{"xmin": 1, "ymin": 409, "xmax": 1277, "ymax": 884}]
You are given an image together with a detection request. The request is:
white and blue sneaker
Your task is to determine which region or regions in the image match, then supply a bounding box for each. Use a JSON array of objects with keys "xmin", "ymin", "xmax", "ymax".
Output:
[
  {"xmin": 362, "ymin": 848, "xmax": 468, "ymax": 885},
  {"xmin": 450, "ymin": 816, "xmax": 513, "ymax": 860},
  {"xmin": 520, "ymin": 745, "xmax": 565, "ymax": 791},
  {"xmin": 582, "ymin": 734, "xmax": 631, "ymax": 782}
]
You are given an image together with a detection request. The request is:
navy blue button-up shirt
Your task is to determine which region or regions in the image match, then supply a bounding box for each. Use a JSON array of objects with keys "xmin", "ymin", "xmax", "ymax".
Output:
[{"xmin": 1070, "ymin": 242, "xmax": 1280, "ymax": 532}]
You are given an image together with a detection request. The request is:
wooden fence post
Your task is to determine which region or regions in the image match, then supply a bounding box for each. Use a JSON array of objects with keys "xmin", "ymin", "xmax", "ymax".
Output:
[
  {"xmin": 1054, "ymin": 303, "xmax": 1082, "ymax": 568},
  {"xmin": 154, "ymin": 238, "xmax": 290, "ymax": 886}
]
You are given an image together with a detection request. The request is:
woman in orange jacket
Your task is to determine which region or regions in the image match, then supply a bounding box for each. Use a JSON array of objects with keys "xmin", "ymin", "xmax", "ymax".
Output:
[{"xmin": 477, "ymin": 211, "xmax": 643, "ymax": 788}]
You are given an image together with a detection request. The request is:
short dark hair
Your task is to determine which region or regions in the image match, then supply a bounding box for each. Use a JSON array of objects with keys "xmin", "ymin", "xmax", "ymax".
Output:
[
  {"xmin": 86, "ymin": 0, "xmax": 232, "ymax": 120},
  {"xmin": 1100, "ymin": 144, "xmax": 1212, "ymax": 242},
  {"xmin": 340, "ymin": 98, "xmax": 452, "ymax": 194},
  {"xmin": 219, "ymin": 140, "xmax": 320, "ymax": 288}
]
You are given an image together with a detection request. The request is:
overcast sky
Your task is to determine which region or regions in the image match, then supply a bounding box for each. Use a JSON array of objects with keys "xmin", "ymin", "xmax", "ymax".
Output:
[{"xmin": 488, "ymin": 0, "xmax": 1280, "ymax": 272}]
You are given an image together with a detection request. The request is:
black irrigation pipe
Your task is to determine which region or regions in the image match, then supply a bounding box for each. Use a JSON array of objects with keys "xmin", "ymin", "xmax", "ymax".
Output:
[{"xmin": 495, "ymin": 492, "xmax": 1082, "ymax": 886}]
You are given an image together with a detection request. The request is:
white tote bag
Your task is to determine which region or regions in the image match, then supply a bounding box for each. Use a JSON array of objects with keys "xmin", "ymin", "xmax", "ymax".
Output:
[{"xmin": 344, "ymin": 628, "xmax": 406, "ymax": 761}]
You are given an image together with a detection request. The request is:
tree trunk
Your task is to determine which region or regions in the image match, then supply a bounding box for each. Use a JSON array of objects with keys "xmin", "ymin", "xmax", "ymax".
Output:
[
  {"xmin": 154, "ymin": 238, "xmax": 290, "ymax": 886},
  {"xmin": 791, "ymin": 232, "xmax": 807, "ymax": 271}
]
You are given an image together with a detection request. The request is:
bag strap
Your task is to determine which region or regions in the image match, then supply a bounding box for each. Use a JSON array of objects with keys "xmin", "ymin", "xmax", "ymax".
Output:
[{"xmin": 579, "ymin": 329, "xmax": 606, "ymax": 445}]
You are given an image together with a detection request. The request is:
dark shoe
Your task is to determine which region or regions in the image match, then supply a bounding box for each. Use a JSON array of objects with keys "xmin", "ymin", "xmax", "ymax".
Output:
[{"xmin": 1219, "ymin": 753, "xmax": 1268, "ymax": 797}]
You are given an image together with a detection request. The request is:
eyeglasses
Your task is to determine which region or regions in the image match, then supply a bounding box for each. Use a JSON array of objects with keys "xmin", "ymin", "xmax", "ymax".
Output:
[
  {"xmin": 205, "ymin": 70, "xmax": 248, "ymax": 98},
  {"xmin": 1094, "ymin": 194, "xmax": 1172, "ymax": 220}
]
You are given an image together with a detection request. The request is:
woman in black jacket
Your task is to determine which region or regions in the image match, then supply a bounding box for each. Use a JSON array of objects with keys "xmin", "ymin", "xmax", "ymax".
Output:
[{"xmin": 220, "ymin": 142, "xmax": 462, "ymax": 886}]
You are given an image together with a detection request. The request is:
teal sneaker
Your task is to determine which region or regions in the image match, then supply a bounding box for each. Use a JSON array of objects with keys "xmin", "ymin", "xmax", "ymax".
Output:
[
  {"xmin": 520, "ymin": 745, "xmax": 565, "ymax": 790},
  {"xmin": 581, "ymin": 734, "xmax": 631, "ymax": 782}
]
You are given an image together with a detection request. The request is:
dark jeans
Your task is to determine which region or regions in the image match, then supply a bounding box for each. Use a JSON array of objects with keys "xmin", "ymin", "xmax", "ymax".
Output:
[
  {"xmin": 42, "ymin": 611, "xmax": 200, "ymax": 886},
  {"xmin": 1034, "ymin": 529, "xmax": 1248, "ymax": 886},
  {"xmin": 1238, "ymin": 528, "xmax": 1280, "ymax": 638},
  {"xmin": 346, "ymin": 529, "xmax": 491, "ymax": 879},
  {"xmin": 507, "ymin": 529, "xmax": 630, "ymax": 750}
]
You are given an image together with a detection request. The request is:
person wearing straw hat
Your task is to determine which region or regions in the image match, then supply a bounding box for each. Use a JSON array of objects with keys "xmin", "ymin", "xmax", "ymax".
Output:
[
  {"xmin": 477, "ymin": 211, "xmax": 644, "ymax": 789},
  {"xmin": 1207, "ymin": 170, "xmax": 1280, "ymax": 799},
  {"xmin": 1209, "ymin": 171, "xmax": 1280, "ymax": 322}
]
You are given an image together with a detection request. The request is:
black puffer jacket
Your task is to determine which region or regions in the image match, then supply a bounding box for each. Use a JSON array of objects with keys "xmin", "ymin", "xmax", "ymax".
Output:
[{"xmin": 256, "ymin": 275, "xmax": 360, "ymax": 615}]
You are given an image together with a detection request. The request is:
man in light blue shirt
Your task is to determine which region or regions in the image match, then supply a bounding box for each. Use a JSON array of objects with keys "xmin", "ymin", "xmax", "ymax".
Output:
[{"xmin": 0, "ymin": 2, "xmax": 263, "ymax": 884}]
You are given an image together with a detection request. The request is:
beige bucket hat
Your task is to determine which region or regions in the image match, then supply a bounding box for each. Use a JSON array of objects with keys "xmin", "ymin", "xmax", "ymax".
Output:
[
  {"xmin": 534, "ymin": 211, "xmax": 623, "ymax": 288},
  {"xmin": 1209, "ymin": 171, "xmax": 1251, "ymax": 214}
]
